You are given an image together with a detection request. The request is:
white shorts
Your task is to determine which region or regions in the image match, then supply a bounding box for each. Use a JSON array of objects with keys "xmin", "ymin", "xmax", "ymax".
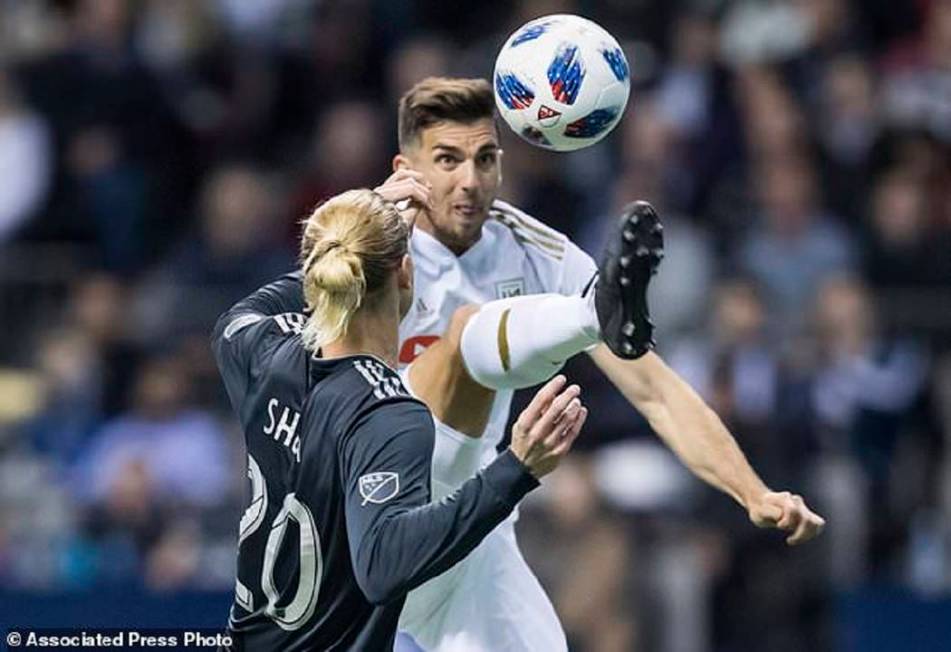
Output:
[
  {"xmin": 398, "ymin": 518, "xmax": 566, "ymax": 652},
  {"xmin": 395, "ymin": 366, "xmax": 567, "ymax": 652}
]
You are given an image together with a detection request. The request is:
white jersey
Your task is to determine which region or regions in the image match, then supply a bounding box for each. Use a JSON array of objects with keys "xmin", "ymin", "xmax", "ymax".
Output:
[{"xmin": 398, "ymin": 199, "xmax": 597, "ymax": 466}]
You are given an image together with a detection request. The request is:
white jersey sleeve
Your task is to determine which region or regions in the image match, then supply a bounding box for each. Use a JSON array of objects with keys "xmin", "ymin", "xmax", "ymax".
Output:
[
  {"xmin": 557, "ymin": 238, "xmax": 598, "ymax": 296},
  {"xmin": 489, "ymin": 199, "xmax": 597, "ymax": 298}
]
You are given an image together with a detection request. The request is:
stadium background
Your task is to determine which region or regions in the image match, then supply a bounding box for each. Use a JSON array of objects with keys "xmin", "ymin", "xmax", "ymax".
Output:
[{"xmin": 0, "ymin": 0, "xmax": 950, "ymax": 650}]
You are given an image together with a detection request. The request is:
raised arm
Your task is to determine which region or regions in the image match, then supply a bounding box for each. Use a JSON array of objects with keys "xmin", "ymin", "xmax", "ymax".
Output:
[
  {"xmin": 214, "ymin": 272, "xmax": 305, "ymax": 333},
  {"xmin": 210, "ymin": 272, "xmax": 307, "ymax": 407},
  {"xmin": 341, "ymin": 376, "xmax": 586, "ymax": 604},
  {"xmin": 590, "ymin": 346, "xmax": 825, "ymax": 545}
]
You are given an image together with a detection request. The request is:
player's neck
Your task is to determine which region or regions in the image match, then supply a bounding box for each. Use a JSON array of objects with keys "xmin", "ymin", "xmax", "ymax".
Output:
[
  {"xmin": 321, "ymin": 308, "xmax": 400, "ymax": 368},
  {"xmin": 415, "ymin": 215, "xmax": 479, "ymax": 256}
]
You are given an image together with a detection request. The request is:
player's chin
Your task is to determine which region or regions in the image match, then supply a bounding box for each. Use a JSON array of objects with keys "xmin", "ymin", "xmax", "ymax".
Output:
[
  {"xmin": 450, "ymin": 204, "xmax": 488, "ymax": 225},
  {"xmin": 450, "ymin": 210, "xmax": 489, "ymax": 241}
]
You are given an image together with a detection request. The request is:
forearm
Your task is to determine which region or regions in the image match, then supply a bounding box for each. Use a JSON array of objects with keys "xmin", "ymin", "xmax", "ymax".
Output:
[
  {"xmin": 592, "ymin": 347, "xmax": 769, "ymax": 510},
  {"xmin": 349, "ymin": 450, "xmax": 537, "ymax": 604}
]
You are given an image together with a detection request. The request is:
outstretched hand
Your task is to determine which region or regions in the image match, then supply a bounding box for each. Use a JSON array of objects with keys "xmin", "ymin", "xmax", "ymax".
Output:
[
  {"xmin": 748, "ymin": 491, "xmax": 826, "ymax": 546},
  {"xmin": 510, "ymin": 375, "xmax": 588, "ymax": 479}
]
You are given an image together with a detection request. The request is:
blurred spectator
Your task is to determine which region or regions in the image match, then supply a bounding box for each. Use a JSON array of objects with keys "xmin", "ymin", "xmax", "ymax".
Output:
[
  {"xmin": 669, "ymin": 279, "xmax": 780, "ymax": 431},
  {"xmin": 289, "ymin": 99, "xmax": 387, "ymax": 213},
  {"xmin": 134, "ymin": 163, "xmax": 293, "ymax": 340},
  {"xmin": 735, "ymin": 66, "xmax": 809, "ymax": 162},
  {"xmin": 10, "ymin": 0, "xmax": 193, "ymax": 258},
  {"xmin": 0, "ymin": 1, "xmax": 948, "ymax": 647},
  {"xmin": 67, "ymin": 273, "xmax": 141, "ymax": 415},
  {"xmin": 65, "ymin": 124, "xmax": 152, "ymax": 270},
  {"xmin": 654, "ymin": 10, "xmax": 743, "ymax": 217},
  {"xmin": 74, "ymin": 352, "xmax": 232, "ymax": 510},
  {"xmin": 145, "ymin": 519, "xmax": 203, "ymax": 591},
  {"xmin": 136, "ymin": 0, "xmax": 220, "ymax": 73},
  {"xmin": 520, "ymin": 457, "xmax": 639, "ymax": 652},
  {"xmin": 810, "ymin": 276, "xmax": 930, "ymax": 577},
  {"xmin": 738, "ymin": 154, "xmax": 857, "ymax": 334},
  {"xmin": 0, "ymin": 68, "xmax": 51, "ymax": 242},
  {"xmin": 881, "ymin": 0, "xmax": 951, "ymax": 142},
  {"xmin": 814, "ymin": 277, "xmax": 926, "ymax": 440},
  {"xmin": 863, "ymin": 167, "xmax": 947, "ymax": 288},
  {"xmin": 720, "ymin": 1, "xmax": 811, "ymax": 66},
  {"xmin": 811, "ymin": 276, "xmax": 927, "ymax": 459},
  {"xmin": 386, "ymin": 35, "xmax": 453, "ymax": 105},
  {"xmin": 24, "ymin": 329, "xmax": 102, "ymax": 468},
  {"xmin": 213, "ymin": 0, "xmax": 300, "ymax": 43},
  {"xmin": 815, "ymin": 55, "xmax": 878, "ymax": 222}
]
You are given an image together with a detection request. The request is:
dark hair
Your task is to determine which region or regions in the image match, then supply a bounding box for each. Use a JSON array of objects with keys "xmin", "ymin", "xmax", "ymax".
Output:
[{"xmin": 397, "ymin": 77, "xmax": 496, "ymax": 150}]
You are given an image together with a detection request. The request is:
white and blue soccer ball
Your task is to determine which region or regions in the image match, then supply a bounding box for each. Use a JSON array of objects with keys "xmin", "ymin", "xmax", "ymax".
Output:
[{"xmin": 493, "ymin": 14, "xmax": 631, "ymax": 152}]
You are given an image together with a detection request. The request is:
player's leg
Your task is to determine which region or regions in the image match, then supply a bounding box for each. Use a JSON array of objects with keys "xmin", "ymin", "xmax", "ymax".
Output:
[
  {"xmin": 406, "ymin": 305, "xmax": 495, "ymax": 438},
  {"xmin": 399, "ymin": 518, "xmax": 568, "ymax": 652},
  {"xmin": 406, "ymin": 200, "xmax": 664, "ymax": 432},
  {"xmin": 461, "ymin": 200, "xmax": 665, "ymax": 390},
  {"xmin": 393, "ymin": 632, "xmax": 425, "ymax": 652},
  {"xmin": 401, "ymin": 307, "xmax": 497, "ymax": 499},
  {"xmin": 458, "ymin": 290, "xmax": 600, "ymax": 388}
]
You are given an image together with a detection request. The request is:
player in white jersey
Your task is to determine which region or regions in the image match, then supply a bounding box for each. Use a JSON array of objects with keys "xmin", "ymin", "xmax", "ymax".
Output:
[{"xmin": 371, "ymin": 78, "xmax": 825, "ymax": 652}]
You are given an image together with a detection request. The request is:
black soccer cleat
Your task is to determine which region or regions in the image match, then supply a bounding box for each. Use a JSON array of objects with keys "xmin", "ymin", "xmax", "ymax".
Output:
[{"xmin": 594, "ymin": 200, "xmax": 664, "ymax": 359}]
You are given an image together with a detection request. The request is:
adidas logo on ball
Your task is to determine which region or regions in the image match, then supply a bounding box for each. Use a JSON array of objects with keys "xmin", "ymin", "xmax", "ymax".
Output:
[{"xmin": 537, "ymin": 105, "xmax": 562, "ymax": 127}]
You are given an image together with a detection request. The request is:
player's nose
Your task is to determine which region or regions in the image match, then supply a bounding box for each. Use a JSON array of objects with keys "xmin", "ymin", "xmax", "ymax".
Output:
[{"xmin": 458, "ymin": 159, "xmax": 479, "ymax": 192}]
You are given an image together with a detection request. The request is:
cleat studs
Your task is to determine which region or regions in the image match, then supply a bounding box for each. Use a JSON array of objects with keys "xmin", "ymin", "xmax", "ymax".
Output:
[
  {"xmin": 619, "ymin": 255, "xmax": 631, "ymax": 268},
  {"xmin": 622, "ymin": 322, "xmax": 635, "ymax": 336},
  {"xmin": 622, "ymin": 342, "xmax": 634, "ymax": 355},
  {"xmin": 620, "ymin": 276, "xmax": 631, "ymax": 286},
  {"xmin": 636, "ymin": 245, "xmax": 649, "ymax": 257},
  {"xmin": 629, "ymin": 214, "xmax": 640, "ymax": 227},
  {"xmin": 623, "ymin": 229, "xmax": 635, "ymax": 242},
  {"xmin": 652, "ymin": 248, "xmax": 664, "ymax": 260},
  {"xmin": 651, "ymin": 222, "xmax": 663, "ymax": 234}
]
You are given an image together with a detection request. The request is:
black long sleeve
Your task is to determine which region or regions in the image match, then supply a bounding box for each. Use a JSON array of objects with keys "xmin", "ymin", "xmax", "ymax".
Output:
[
  {"xmin": 211, "ymin": 272, "xmax": 306, "ymax": 401},
  {"xmin": 212, "ymin": 271, "xmax": 305, "ymax": 338},
  {"xmin": 338, "ymin": 399, "xmax": 538, "ymax": 605}
]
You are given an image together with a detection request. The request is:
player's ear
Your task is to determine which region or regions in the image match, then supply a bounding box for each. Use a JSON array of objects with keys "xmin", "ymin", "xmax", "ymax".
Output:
[
  {"xmin": 397, "ymin": 254, "xmax": 413, "ymax": 289},
  {"xmin": 393, "ymin": 153, "xmax": 410, "ymax": 172}
]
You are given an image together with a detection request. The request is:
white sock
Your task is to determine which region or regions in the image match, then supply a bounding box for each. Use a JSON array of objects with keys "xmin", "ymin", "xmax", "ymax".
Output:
[
  {"xmin": 401, "ymin": 364, "xmax": 484, "ymax": 499},
  {"xmin": 459, "ymin": 293, "xmax": 600, "ymax": 390}
]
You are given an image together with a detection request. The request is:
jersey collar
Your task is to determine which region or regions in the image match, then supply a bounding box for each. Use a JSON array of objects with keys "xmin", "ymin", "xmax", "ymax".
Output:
[{"xmin": 411, "ymin": 224, "xmax": 497, "ymax": 275}]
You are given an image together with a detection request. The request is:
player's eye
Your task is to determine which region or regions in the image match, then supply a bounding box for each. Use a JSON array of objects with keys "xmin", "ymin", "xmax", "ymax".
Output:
[
  {"xmin": 435, "ymin": 154, "xmax": 457, "ymax": 167},
  {"xmin": 477, "ymin": 152, "xmax": 498, "ymax": 167}
]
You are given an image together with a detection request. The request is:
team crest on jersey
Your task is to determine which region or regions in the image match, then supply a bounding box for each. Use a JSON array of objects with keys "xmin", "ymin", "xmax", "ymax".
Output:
[
  {"xmin": 359, "ymin": 472, "xmax": 399, "ymax": 505},
  {"xmin": 495, "ymin": 278, "xmax": 525, "ymax": 299}
]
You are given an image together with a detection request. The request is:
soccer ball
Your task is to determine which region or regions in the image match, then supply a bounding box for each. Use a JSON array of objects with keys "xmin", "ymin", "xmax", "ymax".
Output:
[{"xmin": 493, "ymin": 14, "xmax": 631, "ymax": 152}]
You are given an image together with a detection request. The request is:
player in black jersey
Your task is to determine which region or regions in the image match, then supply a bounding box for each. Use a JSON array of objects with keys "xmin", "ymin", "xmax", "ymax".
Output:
[{"xmin": 212, "ymin": 189, "xmax": 587, "ymax": 651}]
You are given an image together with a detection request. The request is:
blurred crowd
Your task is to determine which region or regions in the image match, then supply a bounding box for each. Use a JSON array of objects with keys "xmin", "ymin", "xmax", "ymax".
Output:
[{"xmin": 0, "ymin": 0, "xmax": 949, "ymax": 650}]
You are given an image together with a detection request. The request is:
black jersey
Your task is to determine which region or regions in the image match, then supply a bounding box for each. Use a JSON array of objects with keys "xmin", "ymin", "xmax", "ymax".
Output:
[{"xmin": 212, "ymin": 273, "xmax": 538, "ymax": 651}]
